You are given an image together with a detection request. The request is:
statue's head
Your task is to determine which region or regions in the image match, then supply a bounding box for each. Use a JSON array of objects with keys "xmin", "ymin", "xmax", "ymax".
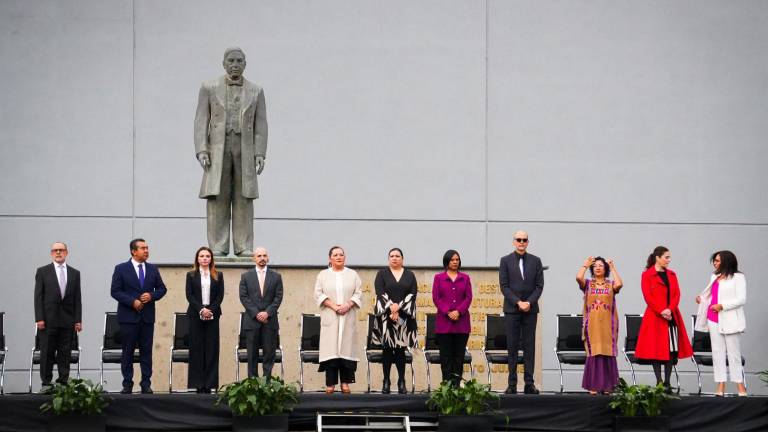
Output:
[{"xmin": 222, "ymin": 47, "xmax": 246, "ymax": 79}]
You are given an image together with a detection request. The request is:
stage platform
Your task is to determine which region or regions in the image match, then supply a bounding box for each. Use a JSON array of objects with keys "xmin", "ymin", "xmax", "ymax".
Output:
[{"xmin": 0, "ymin": 391, "xmax": 765, "ymax": 431}]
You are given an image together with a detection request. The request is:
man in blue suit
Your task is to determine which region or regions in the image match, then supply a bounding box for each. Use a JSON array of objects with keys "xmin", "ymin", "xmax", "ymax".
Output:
[{"xmin": 110, "ymin": 238, "xmax": 167, "ymax": 394}]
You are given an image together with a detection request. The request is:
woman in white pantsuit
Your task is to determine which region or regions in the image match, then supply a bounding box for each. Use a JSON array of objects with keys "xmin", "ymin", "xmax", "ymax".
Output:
[{"xmin": 695, "ymin": 250, "xmax": 747, "ymax": 397}]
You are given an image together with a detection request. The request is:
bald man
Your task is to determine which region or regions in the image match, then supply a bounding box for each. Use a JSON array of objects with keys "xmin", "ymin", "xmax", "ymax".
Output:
[
  {"xmin": 499, "ymin": 231, "xmax": 544, "ymax": 394},
  {"xmin": 239, "ymin": 247, "xmax": 283, "ymax": 378}
]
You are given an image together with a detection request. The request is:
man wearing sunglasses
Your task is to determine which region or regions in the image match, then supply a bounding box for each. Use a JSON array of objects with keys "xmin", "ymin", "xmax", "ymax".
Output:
[{"xmin": 499, "ymin": 231, "xmax": 544, "ymax": 394}]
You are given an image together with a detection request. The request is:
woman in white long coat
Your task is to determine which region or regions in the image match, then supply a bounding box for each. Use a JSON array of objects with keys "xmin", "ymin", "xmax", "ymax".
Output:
[
  {"xmin": 695, "ymin": 250, "xmax": 747, "ymax": 397},
  {"xmin": 314, "ymin": 246, "xmax": 363, "ymax": 394}
]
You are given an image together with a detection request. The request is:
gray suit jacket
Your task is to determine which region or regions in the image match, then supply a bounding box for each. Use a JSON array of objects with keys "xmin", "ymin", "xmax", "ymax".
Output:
[{"xmin": 239, "ymin": 267, "xmax": 283, "ymax": 330}]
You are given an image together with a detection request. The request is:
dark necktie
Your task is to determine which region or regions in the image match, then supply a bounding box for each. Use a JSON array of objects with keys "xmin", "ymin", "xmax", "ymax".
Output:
[{"xmin": 138, "ymin": 263, "xmax": 145, "ymax": 289}]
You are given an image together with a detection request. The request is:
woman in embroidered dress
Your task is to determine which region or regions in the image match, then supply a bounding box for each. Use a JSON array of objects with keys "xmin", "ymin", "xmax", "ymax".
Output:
[
  {"xmin": 372, "ymin": 248, "xmax": 418, "ymax": 394},
  {"xmin": 576, "ymin": 256, "xmax": 623, "ymax": 394}
]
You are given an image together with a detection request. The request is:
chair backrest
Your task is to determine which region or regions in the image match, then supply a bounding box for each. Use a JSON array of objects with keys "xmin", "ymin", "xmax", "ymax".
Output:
[
  {"xmin": 424, "ymin": 313, "xmax": 438, "ymax": 351},
  {"xmin": 555, "ymin": 314, "xmax": 584, "ymax": 352},
  {"xmin": 624, "ymin": 314, "xmax": 643, "ymax": 352},
  {"xmin": 0, "ymin": 312, "xmax": 5, "ymax": 349},
  {"xmin": 238, "ymin": 312, "xmax": 248, "ymax": 349},
  {"xmin": 690, "ymin": 314, "xmax": 711, "ymax": 353},
  {"xmin": 34, "ymin": 326, "xmax": 79, "ymax": 351},
  {"xmin": 366, "ymin": 314, "xmax": 382, "ymax": 351},
  {"xmin": 103, "ymin": 312, "xmax": 122, "ymax": 350},
  {"xmin": 484, "ymin": 314, "xmax": 507, "ymax": 350},
  {"xmin": 173, "ymin": 312, "xmax": 190, "ymax": 350},
  {"xmin": 300, "ymin": 314, "xmax": 321, "ymax": 351}
]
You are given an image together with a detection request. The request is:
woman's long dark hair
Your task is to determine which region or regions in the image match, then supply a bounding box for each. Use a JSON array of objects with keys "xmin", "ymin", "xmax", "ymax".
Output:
[
  {"xmin": 645, "ymin": 246, "xmax": 669, "ymax": 269},
  {"xmin": 193, "ymin": 246, "xmax": 218, "ymax": 280},
  {"xmin": 712, "ymin": 250, "xmax": 740, "ymax": 278}
]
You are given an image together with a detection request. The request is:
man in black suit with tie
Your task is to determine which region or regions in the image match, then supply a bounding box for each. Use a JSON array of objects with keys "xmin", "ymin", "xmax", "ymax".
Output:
[
  {"xmin": 110, "ymin": 238, "xmax": 167, "ymax": 394},
  {"xmin": 239, "ymin": 247, "xmax": 283, "ymax": 378},
  {"xmin": 34, "ymin": 242, "xmax": 82, "ymax": 389},
  {"xmin": 499, "ymin": 231, "xmax": 544, "ymax": 394}
]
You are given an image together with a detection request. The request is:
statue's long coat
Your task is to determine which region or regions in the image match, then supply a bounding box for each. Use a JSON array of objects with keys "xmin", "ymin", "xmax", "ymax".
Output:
[{"xmin": 194, "ymin": 76, "xmax": 267, "ymax": 199}]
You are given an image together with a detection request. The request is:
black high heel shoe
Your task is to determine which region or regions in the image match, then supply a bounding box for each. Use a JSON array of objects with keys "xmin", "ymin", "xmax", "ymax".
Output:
[
  {"xmin": 382, "ymin": 377, "xmax": 391, "ymax": 394},
  {"xmin": 397, "ymin": 377, "xmax": 407, "ymax": 394}
]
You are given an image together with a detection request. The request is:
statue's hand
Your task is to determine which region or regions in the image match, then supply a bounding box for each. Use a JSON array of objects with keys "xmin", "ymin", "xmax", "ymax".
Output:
[
  {"xmin": 255, "ymin": 156, "xmax": 265, "ymax": 174},
  {"xmin": 197, "ymin": 151, "xmax": 211, "ymax": 169}
]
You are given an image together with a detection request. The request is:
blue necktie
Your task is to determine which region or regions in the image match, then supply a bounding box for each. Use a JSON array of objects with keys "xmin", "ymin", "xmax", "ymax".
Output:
[{"xmin": 138, "ymin": 263, "xmax": 145, "ymax": 289}]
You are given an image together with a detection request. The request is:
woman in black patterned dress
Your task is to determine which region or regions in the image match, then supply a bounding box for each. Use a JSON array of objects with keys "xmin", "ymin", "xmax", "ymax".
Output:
[{"xmin": 372, "ymin": 248, "xmax": 418, "ymax": 394}]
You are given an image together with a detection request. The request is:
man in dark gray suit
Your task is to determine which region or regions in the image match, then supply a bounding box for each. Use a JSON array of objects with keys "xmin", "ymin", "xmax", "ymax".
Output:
[
  {"xmin": 499, "ymin": 231, "xmax": 544, "ymax": 394},
  {"xmin": 239, "ymin": 247, "xmax": 283, "ymax": 378},
  {"xmin": 34, "ymin": 242, "xmax": 82, "ymax": 388}
]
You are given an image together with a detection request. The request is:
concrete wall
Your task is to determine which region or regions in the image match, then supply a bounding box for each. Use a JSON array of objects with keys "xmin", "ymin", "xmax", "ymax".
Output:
[{"xmin": 1, "ymin": 0, "xmax": 766, "ymax": 394}]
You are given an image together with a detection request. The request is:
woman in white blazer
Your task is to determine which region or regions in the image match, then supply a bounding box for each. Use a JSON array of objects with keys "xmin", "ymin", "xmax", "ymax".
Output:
[{"xmin": 695, "ymin": 250, "xmax": 747, "ymax": 396}]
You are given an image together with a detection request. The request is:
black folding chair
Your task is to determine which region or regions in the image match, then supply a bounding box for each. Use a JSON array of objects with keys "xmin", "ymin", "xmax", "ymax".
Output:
[
  {"xmin": 481, "ymin": 313, "xmax": 524, "ymax": 391},
  {"xmin": 29, "ymin": 326, "xmax": 81, "ymax": 392},
  {"xmin": 553, "ymin": 314, "xmax": 587, "ymax": 393},
  {"xmin": 422, "ymin": 313, "xmax": 473, "ymax": 392},
  {"xmin": 690, "ymin": 314, "xmax": 746, "ymax": 395},
  {"xmin": 235, "ymin": 312, "xmax": 284, "ymax": 381},
  {"xmin": 622, "ymin": 314, "xmax": 679, "ymax": 387},
  {"xmin": 298, "ymin": 314, "xmax": 320, "ymax": 392},
  {"xmin": 364, "ymin": 313, "xmax": 415, "ymax": 393},
  {"xmin": 100, "ymin": 312, "xmax": 139, "ymax": 390},
  {"xmin": 168, "ymin": 312, "xmax": 191, "ymax": 392},
  {"xmin": 0, "ymin": 312, "xmax": 7, "ymax": 394}
]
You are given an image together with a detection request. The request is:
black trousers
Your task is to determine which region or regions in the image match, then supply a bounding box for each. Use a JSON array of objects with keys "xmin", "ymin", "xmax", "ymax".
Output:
[
  {"xmin": 246, "ymin": 325, "xmax": 277, "ymax": 378},
  {"xmin": 39, "ymin": 327, "xmax": 73, "ymax": 385},
  {"xmin": 188, "ymin": 316, "xmax": 220, "ymax": 389},
  {"xmin": 120, "ymin": 321, "xmax": 154, "ymax": 389},
  {"xmin": 320, "ymin": 359, "xmax": 356, "ymax": 386},
  {"xmin": 436, "ymin": 333, "xmax": 469, "ymax": 386},
  {"xmin": 382, "ymin": 347, "xmax": 406, "ymax": 381},
  {"xmin": 505, "ymin": 312, "xmax": 537, "ymax": 386}
]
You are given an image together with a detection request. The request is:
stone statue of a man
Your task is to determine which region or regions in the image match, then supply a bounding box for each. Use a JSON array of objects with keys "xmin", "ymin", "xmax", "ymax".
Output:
[{"xmin": 194, "ymin": 47, "xmax": 268, "ymax": 257}]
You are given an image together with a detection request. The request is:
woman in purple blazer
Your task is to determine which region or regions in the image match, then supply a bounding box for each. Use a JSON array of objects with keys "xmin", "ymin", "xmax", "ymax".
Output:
[{"xmin": 432, "ymin": 249, "xmax": 473, "ymax": 386}]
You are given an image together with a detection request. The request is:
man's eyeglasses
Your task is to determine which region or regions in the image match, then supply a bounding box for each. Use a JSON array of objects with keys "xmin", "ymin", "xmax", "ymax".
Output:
[
  {"xmin": 51, "ymin": 248, "xmax": 67, "ymax": 253},
  {"xmin": 514, "ymin": 238, "xmax": 528, "ymax": 243}
]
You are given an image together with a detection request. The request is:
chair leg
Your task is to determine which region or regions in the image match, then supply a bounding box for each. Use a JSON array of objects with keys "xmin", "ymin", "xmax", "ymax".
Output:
[
  {"xmin": 410, "ymin": 361, "xmax": 415, "ymax": 393},
  {"xmin": 299, "ymin": 361, "xmax": 304, "ymax": 392},
  {"xmin": 691, "ymin": 357, "xmax": 702, "ymax": 395},
  {"xmin": 673, "ymin": 365, "xmax": 680, "ymax": 392},
  {"xmin": 100, "ymin": 353, "xmax": 105, "ymax": 388},
  {"xmin": 29, "ymin": 350, "xmax": 34, "ymax": 393},
  {"xmin": 484, "ymin": 355, "xmax": 492, "ymax": 390},
  {"xmin": 235, "ymin": 349, "xmax": 240, "ymax": 382},
  {"xmin": 365, "ymin": 357, "xmax": 371, "ymax": 393},
  {"xmin": 168, "ymin": 351, "xmax": 173, "ymax": 393},
  {"xmin": 424, "ymin": 353, "xmax": 432, "ymax": 392}
]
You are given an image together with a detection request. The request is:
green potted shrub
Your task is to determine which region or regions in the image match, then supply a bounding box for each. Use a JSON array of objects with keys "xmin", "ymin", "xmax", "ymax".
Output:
[
  {"xmin": 608, "ymin": 378, "xmax": 678, "ymax": 432},
  {"xmin": 426, "ymin": 379, "xmax": 500, "ymax": 432},
  {"xmin": 39, "ymin": 379, "xmax": 110, "ymax": 432},
  {"xmin": 216, "ymin": 376, "xmax": 299, "ymax": 432}
]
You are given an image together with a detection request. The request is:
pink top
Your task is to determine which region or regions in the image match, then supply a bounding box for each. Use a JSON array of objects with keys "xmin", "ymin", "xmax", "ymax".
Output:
[{"xmin": 707, "ymin": 280, "xmax": 719, "ymax": 323}]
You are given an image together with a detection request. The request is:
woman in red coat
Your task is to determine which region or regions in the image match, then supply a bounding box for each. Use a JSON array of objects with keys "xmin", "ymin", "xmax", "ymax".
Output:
[{"xmin": 635, "ymin": 246, "xmax": 693, "ymax": 392}]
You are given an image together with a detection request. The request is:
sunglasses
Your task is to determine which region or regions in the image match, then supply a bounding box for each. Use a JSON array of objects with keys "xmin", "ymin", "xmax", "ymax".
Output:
[{"xmin": 514, "ymin": 238, "xmax": 528, "ymax": 243}]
